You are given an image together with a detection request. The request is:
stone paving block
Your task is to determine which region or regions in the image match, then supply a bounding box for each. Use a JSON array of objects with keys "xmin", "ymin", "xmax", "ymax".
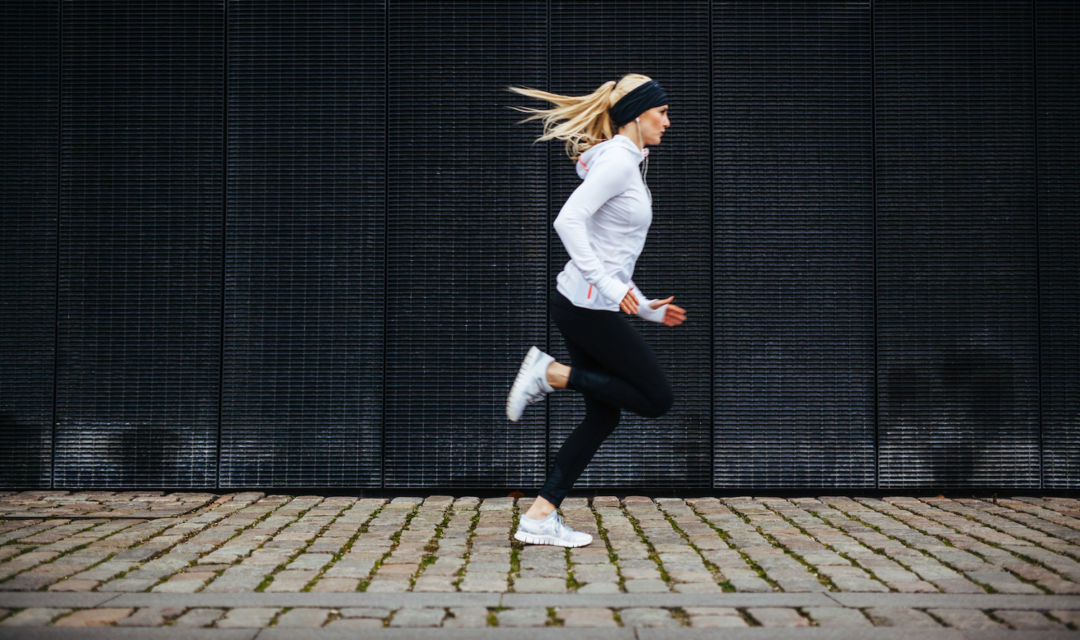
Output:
[
  {"xmin": 325, "ymin": 617, "xmax": 384, "ymax": 629},
  {"xmin": 390, "ymin": 607, "xmax": 446, "ymax": 627},
  {"xmin": 365, "ymin": 578, "xmax": 411, "ymax": 592},
  {"xmin": 618, "ymin": 607, "xmax": 678, "ymax": 628},
  {"xmin": 114, "ymin": 606, "xmax": 186, "ymax": 627},
  {"xmin": 624, "ymin": 579, "xmax": 669, "ymax": 593},
  {"xmin": 864, "ymin": 606, "xmax": 943, "ymax": 627},
  {"xmin": 287, "ymin": 553, "xmax": 334, "ymax": 571},
  {"xmin": 513, "ymin": 577, "xmax": 566, "ymax": 593},
  {"xmin": 423, "ymin": 557, "xmax": 465, "ymax": 576},
  {"xmin": 616, "ymin": 566, "xmax": 659, "ymax": 580},
  {"xmin": 375, "ymin": 563, "xmax": 418, "ymax": 577},
  {"xmin": 216, "ymin": 606, "xmax": 279, "ymax": 628},
  {"xmin": 816, "ymin": 564, "xmax": 890, "ymax": 591},
  {"xmin": 340, "ymin": 607, "xmax": 392, "ymax": 618},
  {"xmin": 557, "ymin": 607, "xmax": 617, "ymax": 627},
  {"xmin": 745, "ymin": 607, "xmax": 810, "ymax": 627},
  {"xmin": 497, "ymin": 607, "xmax": 548, "ymax": 627},
  {"xmin": 46, "ymin": 577, "xmax": 99, "ymax": 592},
  {"xmin": 52, "ymin": 607, "xmax": 134, "ymax": 627},
  {"xmin": 926, "ymin": 607, "xmax": 1007, "ymax": 629},
  {"xmin": 443, "ymin": 606, "xmax": 489, "ymax": 628},
  {"xmin": 414, "ymin": 575, "xmax": 457, "ymax": 591},
  {"xmin": 578, "ymin": 582, "xmax": 621, "ymax": 594},
  {"xmin": 762, "ymin": 567, "xmax": 827, "ymax": 592},
  {"xmin": 727, "ymin": 574, "xmax": 774, "ymax": 592},
  {"xmin": 171, "ymin": 607, "xmax": 226, "ymax": 627},
  {"xmin": 698, "ymin": 549, "xmax": 744, "ymax": 567},
  {"xmin": 666, "ymin": 569, "xmax": 713, "ymax": 583},
  {"xmin": 388, "ymin": 496, "xmax": 421, "ymax": 507},
  {"xmin": 683, "ymin": 606, "xmax": 747, "ymax": 628},
  {"xmin": 0, "ymin": 608, "xmax": 72, "ymax": 626},
  {"xmin": 265, "ymin": 569, "xmax": 317, "ymax": 592},
  {"xmin": 309, "ymin": 577, "xmax": 359, "ymax": 592},
  {"xmin": 804, "ymin": 606, "xmax": 872, "ymax": 627},
  {"xmin": 671, "ymin": 581, "xmax": 725, "ymax": 593},
  {"xmin": 323, "ymin": 556, "xmax": 379, "ymax": 578},
  {"xmin": 460, "ymin": 576, "xmax": 508, "ymax": 592},
  {"xmin": 467, "ymin": 561, "xmax": 512, "ymax": 574},
  {"xmin": 1048, "ymin": 609, "xmax": 1080, "ymax": 627},
  {"xmin": 151, "ymin": 571, "xmax": 215, "ymax": 593},
  {"xmin": 274, "ymin": 607, "xmax": 332, "ymax": 627},
  {"xmin": 202, "ymin": 568, "xmax": 265, "ymax": 592},
  {"xmin": 570, "ymin": 548, "xmax": 610, "ymax": 563},
  {"xmin": 992, "ymin": 609, "xmax": 1067, "ymax": 630}
]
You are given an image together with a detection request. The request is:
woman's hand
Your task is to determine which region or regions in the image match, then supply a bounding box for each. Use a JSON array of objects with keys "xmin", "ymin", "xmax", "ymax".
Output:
[
  {"xmin": 619, "ymin": 289, "xmax": 640, "ymax": 315},
  {"xmin": 650, "ymin": 296, "xmax": 687, "ymax": 327}
]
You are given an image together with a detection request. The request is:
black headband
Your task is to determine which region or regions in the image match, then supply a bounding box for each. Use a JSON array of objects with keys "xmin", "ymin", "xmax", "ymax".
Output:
[{"xmin": 609, "ymin": 80, "xmax": 669, "ymax": 128}]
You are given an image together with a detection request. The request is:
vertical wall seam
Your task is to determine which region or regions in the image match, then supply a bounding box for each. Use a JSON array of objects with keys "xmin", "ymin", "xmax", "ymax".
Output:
[
  {"xmin": 708, "ymin": 0, "xmax": 715, "ymax": 489},
  {"xmin": 381, "ymin": 0, "xmax": 389, "ymax": 489},
  {"xmin": 1031, "ymin": 0, "xmax": 1042, "ymax": 489},
  {"xmin": 217, "ymin": 0, "xmax": 228, "ymax": 490},
  {"xmin": 544, "ymin": 0, "xmax": 552, "ymax": 486},
  {"xmin": 870, "ymin": 0, "xmax": 879, "ymax": 490},
  {"xmin": 52, "ymin": 0, "xmax": 63, "ymax": 489}
]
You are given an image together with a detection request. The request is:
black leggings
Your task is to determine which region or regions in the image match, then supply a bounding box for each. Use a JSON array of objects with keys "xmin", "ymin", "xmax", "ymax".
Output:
[{"xmin": 539, "ymin": 291, "xmax": 673, "ymax": 507}]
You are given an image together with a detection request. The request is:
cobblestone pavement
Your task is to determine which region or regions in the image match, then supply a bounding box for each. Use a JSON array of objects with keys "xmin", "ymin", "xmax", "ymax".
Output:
[{"xmin": 0, "ymin": 491, "xmax": 1078, "ymax": 638}]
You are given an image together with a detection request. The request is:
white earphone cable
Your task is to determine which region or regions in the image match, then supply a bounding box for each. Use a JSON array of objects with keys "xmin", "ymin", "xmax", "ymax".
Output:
[{"xmin": 636, "ymin": 117, "xmax": 651, "ymax": 202}]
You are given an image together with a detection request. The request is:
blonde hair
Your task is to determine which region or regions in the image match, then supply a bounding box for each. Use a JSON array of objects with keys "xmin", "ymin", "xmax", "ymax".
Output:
[{"xmin": 507, "ymin": 73, "xmax": 653, "ymax": 161}]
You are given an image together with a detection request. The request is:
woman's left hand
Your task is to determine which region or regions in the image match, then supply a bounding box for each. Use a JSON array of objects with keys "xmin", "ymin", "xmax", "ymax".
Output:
[{"xmin": 618, "ymin": 289, "xmax": 640, "ymax": 315}]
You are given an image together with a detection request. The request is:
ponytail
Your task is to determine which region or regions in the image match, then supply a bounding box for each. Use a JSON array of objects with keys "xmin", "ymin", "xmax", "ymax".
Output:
[{"xmin": 507, "ymin": 74, "xmax": 651, "ymax": 161}]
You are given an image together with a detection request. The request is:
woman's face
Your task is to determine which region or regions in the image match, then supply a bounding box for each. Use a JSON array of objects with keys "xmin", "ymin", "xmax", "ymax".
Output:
[{"xmin": 638, "ymin": 104, "xmax": 671, "ymax": 146}]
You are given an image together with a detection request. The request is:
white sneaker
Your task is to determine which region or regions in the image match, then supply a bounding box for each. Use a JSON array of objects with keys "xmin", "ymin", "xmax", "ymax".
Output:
[
  {"xmin": 514, "ymin": 510, "xmax": 593, "ymax": 547},
  {"xmin": 506, "ymin": 346, "xmax": 555, "ymax": 422}
]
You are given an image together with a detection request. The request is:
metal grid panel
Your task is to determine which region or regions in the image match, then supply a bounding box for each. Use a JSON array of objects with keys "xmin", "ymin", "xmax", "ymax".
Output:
[
  {"xmin": 1, "ymin": 1, "xmax": 1074, "ymax": 491},
  {"xmin": 219, "ymin": 2, "xmax": 385, "ymax": 488},
  {"xmin": 54, "ymin": 1, "xmax": 222, "ymax": 487},
  {"xmin": 712, "ymin": 1, "xmax": 876, "ymax": 488},
  {"xmin": 383, "ymin": 1, "xmax": 549, "ymax": 488},
  {"xmin": 875, "ymin": 0, "xmax": 1040, "ymax": 487},
  {"xmin": 545, "ymin": 0, "xmax": 713, "ymax": 488},
  {"xmin": 0, "ymin": 2, "xmax": 58, "ymax": 487},
  {"xmin": 1037, "ymin": 0, "xmax": 1080, "ymax": 489}
]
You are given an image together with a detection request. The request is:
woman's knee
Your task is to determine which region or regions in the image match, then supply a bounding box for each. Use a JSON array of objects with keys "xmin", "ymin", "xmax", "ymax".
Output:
[
  {"xmin": 585, "ymin": 401, "xmax": 620, "ymax": 435},
  {"xmin": 637, "ymin": 386, "xmax": 673, "ymax": 418}
]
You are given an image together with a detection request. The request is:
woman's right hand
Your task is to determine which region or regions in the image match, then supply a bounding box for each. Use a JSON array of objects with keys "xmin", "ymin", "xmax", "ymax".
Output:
[
  {"xmin": 650, "ymin": 297, "xmax": 687, "ymax": 327},
  {"xmin": 618, "ymin": 289, "xmax": 640, "ymax": 315}
]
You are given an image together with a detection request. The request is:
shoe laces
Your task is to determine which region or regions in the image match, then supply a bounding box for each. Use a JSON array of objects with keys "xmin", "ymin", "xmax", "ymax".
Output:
[
  {"xmin": 523, "ymin": 375, "xmax": 549, "ymax": 405},
  {"xmin": 550, "ymin": 512, "xmax": 575, "ymax": 537}
]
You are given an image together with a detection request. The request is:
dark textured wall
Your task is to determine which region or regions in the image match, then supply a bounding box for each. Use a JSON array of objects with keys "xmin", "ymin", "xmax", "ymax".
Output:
[{"xmin": 0, "ymin": 1, "xmax": 1076, "ymax": 491}]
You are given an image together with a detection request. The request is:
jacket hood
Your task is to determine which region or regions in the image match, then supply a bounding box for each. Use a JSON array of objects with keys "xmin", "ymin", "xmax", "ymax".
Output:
[{"xmin": 575, "ymin": 134, "xmax": 645, "ymax": 179}]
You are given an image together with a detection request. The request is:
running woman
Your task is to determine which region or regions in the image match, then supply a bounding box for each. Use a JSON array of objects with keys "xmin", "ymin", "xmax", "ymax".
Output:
[{"xmin": 505, "ymin": 74, "xmax": 687, "ymax": 547}]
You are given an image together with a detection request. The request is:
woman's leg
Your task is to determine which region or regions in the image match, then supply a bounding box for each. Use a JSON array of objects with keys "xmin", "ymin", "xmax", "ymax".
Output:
[
  {"xmin": 523, "ymin": 293, "xmax": 673, "ymax": 519},
  {"xmin": 515, "ymin": 337, "xmax": 606, "ymax": 545},
  {"xmin": 534, "ymin": 340, "xmax": 620, "ymax": 511}
]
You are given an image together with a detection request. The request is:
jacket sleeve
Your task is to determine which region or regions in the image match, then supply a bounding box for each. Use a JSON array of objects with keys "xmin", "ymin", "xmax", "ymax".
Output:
[{"xmin": 552, "ymin": 156, "xmax": 635, "ymax": 305}]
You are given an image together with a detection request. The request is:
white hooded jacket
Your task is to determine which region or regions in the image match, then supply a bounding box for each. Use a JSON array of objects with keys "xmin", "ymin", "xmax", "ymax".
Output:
[{"xmin": 553, "ymin": 133, "xmax": 667, "ymax": 323}]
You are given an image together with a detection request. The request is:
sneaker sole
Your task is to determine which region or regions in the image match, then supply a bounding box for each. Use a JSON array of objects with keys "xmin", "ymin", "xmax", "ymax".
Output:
[
  {"xmin": 506, "ymin": 346, "xmax": 542, "ymax": 422},
  {"xmin": 513, "ymin": 530, "xmax": 592, "ymax": 547}
]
